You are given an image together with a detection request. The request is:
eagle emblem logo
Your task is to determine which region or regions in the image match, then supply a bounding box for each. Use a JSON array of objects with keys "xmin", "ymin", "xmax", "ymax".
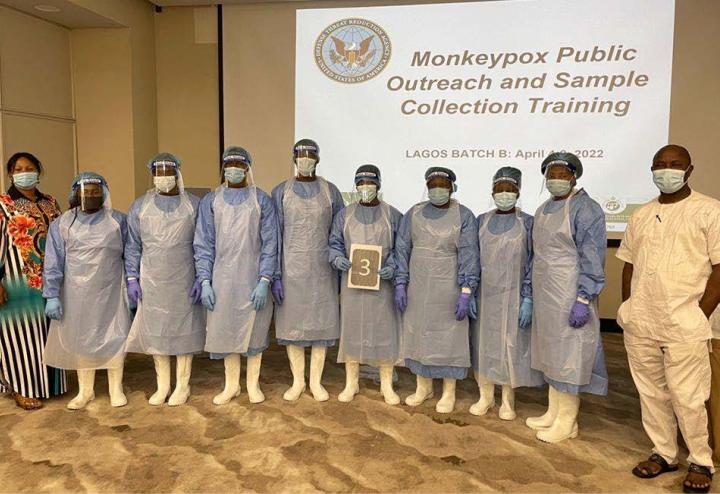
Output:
[{"xmin": 314, "ymin": 18, "xmax": 391, "ymax": 84}]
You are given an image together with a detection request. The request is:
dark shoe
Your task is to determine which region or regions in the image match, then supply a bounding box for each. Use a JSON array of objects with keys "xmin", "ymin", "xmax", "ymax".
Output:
[
  {"xmin": 632, "ymin": 453, "xmax": 679, "ymax": 479},
  {"xmin": 683, "ymin": 463, "xmax": 713, "ymax": 493}
]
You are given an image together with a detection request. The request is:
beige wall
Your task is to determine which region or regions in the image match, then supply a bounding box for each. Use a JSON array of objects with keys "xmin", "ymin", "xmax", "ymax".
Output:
[
  {"xmin": 70, "ymin": 0, "xmax": 158, "ymax": 211},
  {"xmin": 71, "ymin": 28, "xmax": 136, "ymax": 209},
  {"xmin": 155, "ymin": 6, "xmax": 219, "ymax": 190},
  {"xmin": 0, "ymin": 6, "xmax": 76, "ymax": 204}
]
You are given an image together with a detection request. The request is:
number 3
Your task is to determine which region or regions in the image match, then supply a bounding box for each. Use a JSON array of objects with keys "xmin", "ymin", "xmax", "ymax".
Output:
[{"xmin": 359, "ymin": 258, "xmax": 371, "ymax": 276}]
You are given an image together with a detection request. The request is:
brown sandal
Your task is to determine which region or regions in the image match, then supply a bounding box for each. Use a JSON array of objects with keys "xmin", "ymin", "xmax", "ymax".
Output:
[
  {"xmin": 12, "ymin": 392, "xmax": 43, "ymax": 410},
  {"xmin": 632, "ymin": 453, "xmax": 679, "ymax": 479},
  {"xmin": 683, "ymin": 463, "xmax": 713, "ymax": 493}
]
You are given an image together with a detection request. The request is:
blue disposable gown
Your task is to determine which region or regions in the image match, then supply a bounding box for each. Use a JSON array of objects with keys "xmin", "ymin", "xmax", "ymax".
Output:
[
  {"xmin": 471, "ymin": 210, "xmax": 543, "ymax": 387},
  {"xmin": 534, "ymin": 188, "xmax": 608, "ymax": 396},
  {"xmin": 124, "ymin": 192, "xmax": 205, "ymax": 355},
  {"xmin": 395, "ymin": 201, "xmax": 480, "ymax": 379},
  {"xmin": 271, "ymin": 178, "xmax": 344, "ymax": 347},
  {"xmin": 42, "ymin": 208, "xmax": 130, "ymax": 370},
  {"xmin": 44, "ymin": 209, "xmax": 128, "ymax": 298},
  {"xmin": 194, "ymin": 186, "xmax": 278, "ymax": 357},
  {"xmin": 477, "ymin": 211, "xmax": 533, "ymax": 299},
  {"xmin": 329, "ymin": 202, "xmax": 403, "ymax": 365},
  {"xmin": 124, "ymin": 192, "xmax": 201, "ymax": 278}
]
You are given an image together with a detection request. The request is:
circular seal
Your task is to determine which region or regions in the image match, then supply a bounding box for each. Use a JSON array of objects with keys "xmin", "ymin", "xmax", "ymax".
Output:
[
  {"xmin": 314, "ymin": 18, "xmax": 391, "ymax": 84},
  {"xmin": 601, "ymin": 197, "xmax": 627, "ymax": 215}
]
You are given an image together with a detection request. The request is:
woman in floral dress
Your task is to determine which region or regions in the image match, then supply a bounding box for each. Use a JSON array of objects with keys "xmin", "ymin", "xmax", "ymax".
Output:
[{"xmin": 0, "ymin": 152, "xmax": 66, "ymax": 409}]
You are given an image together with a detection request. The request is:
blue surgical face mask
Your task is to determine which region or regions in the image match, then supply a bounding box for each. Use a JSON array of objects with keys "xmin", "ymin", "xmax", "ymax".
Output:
[
  {"xmin": 428, "ymin": 187, "xmax": 451, "ymax": 206},
  {"xmin": 224, "ymin": 167, "xmax": 246, "ymax": 184},
  {"xmin": 13, "ymin": 171, "xmax": 39, "ymax": 189},
  {"xmin": 493, "ymin": 191, "xmax": 518, "ymax": 211},
  {"xmin": 652, "ymin": 168, "xmax": 687, "ymax": 194},
  {"xmin": 546, "ymin": 179, "xmax": 573, "ymax": 198}
]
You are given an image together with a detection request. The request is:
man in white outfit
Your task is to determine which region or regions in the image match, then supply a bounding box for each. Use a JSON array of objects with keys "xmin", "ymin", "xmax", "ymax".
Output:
[{"xmin": 618, "ymin": 144, "xmax": 720, "ymax": 493}]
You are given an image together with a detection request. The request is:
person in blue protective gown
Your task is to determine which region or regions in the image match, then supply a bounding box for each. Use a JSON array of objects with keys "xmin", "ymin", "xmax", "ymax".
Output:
[
  {"xmin": 194, "ymin": 146, "xmax": 278, "ymax": 405},
  {"xmin": 526, "ymin": 151, "xmax": 608, "ymax": 443},
  {"xmin": 470, "ymin": 166, "xmax": 544, "ymax": 420},
  {"xmin": 328, "ymin": 165, "xmax": 403, "ymax": 405},
  {"xmin": 394, "ymin": 167, "xmax": 480, "ymax": 414},
  {"xmin": 42, "ymin": 172, "xmax": 131, "ymax": 410},
  {"xmin": 124, "ymin": 153, "xmax": 205, "ymax": 407},
  {"xmin": 271, "ymin": 139, "xmax": 345, "ymax": 402}
]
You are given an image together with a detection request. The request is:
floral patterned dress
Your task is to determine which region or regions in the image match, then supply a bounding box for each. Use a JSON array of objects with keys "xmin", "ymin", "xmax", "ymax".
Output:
[{"xmin": 0, "ymin": 186, "xmax": 66, "ymax": 398}]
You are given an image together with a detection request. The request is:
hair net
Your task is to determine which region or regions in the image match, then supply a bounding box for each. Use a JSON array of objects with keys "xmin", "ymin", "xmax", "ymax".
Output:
[
  {"xmin": 493, "ymin": 166, "xmax": 522, "ymax": 189},
  {"xmin": 147, "ymin": 152, "xmax": 181, "ymax": 171},
  {"xmin": 222, "ymin": 146, "xmax": 252, "ymax": 167},
  {"xmin": 541, "ymin": 152, "xmax": 583, "ymax": 179},
  {"xmin": 354, "ymin": 164, "xmax": 381, "ymax": 186},
  {"xmin": 69, "ymin": 171, "xmax": 111, "ymax": 210}
]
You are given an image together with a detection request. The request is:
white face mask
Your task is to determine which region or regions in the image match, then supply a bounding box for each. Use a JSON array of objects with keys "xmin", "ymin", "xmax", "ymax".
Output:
[
  {"xmin": 546, "ymin": 179, "xmax": 573, "ymax": 198},
  {"xmin": 357, "ymin": 184, "xmax": 377, "ymax": 203},
  {"xmin": 296, "ymin": 158, "xmax": 317, "ymax": 177},
  {"xmin": 154, "ymin": 175, "xmax": 176, "ymax": 193},
  {"xmin": 652, "ymin": 168, "xmax": 687, "ymax": 194},
  {"xmin": 493, "ymin": 191, "xmax": 518, "ymax": 211}
]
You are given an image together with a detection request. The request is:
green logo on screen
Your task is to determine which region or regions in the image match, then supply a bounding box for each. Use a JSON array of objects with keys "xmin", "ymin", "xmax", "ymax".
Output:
[{"xmin": 314, "ymin": 18, "xmax": 391, "ymax": 84}]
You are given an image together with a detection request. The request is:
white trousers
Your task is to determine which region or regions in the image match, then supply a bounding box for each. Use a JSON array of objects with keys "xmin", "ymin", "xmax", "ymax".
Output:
[{"xmin": 625, "ymin": 335, "xmax": 714, "ymax": 470}]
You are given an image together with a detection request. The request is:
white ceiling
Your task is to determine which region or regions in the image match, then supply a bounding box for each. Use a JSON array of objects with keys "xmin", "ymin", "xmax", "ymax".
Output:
[
  {"xmin": 0, "ymin": 0, "xmax": 121, "ymax": 28},
  {"xmin": 151, "ymin": 0, "xmax": 320, "ymax": 5}
]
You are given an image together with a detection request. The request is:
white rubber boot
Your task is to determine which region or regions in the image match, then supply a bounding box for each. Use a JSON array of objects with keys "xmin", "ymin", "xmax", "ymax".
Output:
[
  {"xmin": 536, "ymin": 391, "xmax": 580, "ymax": 443},
  {"xmin": 213, "ymin": 353, "xmax": 241, "ymax": 405},
  {"xmin": 283, "ymin": 345, "xmax": 306, "ymax": 402},
  {"xmin": 338, "ymin": 362, "xmax": 360, "ymax": 403},
  {"xmin": 309, "ymin": 345, "xmax": 329, "ymax": 402},
  {"xmin": 526, "ymin": 385, "xmax": 559, "ymax": 430},
  {"xmin": 469, "ymin": 373, "xmax": 495, "ymax": 416},
  {"xmin": 168, "ymin": 355, "xmax": 193, "ymax": 406},
  {"xmin": 246, "ymin": 353, "xmax": 265, "ymax": 404},
  {"xmin": 498, "ymin": 385, "xmax": 517, "ymax": 421},
  {"xmin": 148, "ymin": 355, "xmax": 171, "ymax": 406},
  {"xmin": 108, "ymin": 365, "xmax": 127, "ymax": 408},
  {"xmin": 435, "ymin": 378, "xmax": 456, "ymax": 414},
  {"xmin": 405, "ymin": 376, "xmax": 434, "ymax": 406},
  {"xmin": 67, "ymin": 370, "xmax": 96, "ymax": 410},
  {"xmin": 380, "ymin": 365, "xmax": 400, "ymax": 405}
]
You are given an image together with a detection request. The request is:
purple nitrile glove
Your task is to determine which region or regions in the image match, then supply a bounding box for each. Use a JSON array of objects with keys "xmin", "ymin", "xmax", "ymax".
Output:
[
  {"xmin": 127, "ymin": 279, "xmax": 142, "ymax": 304},
  {"xmin": 189, "ymin": 279, "xmax": 202, "ymax": 305},
  {"xmin": 569, "ymin": 301, "xmax": 590, "ymax": 328},
  {"xmin": 455, "ymin": 292, "xmax": 472, "ymax": 320},
  {"xmin": 271, "ymin": 279, "xmax": 284, "ymax": 306},
  {"xmin": 394, "ymin": 284, "xmax": 407, "ymax": 313}
]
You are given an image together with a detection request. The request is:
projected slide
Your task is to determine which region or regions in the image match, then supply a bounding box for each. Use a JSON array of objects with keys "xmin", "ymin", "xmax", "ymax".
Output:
[{"xmin": 295, "ymin": 0, "xmax": 675, "ymax": 231}]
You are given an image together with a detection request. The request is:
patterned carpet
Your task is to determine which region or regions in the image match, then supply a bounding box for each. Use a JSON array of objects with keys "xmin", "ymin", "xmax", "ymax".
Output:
[{"xmin": 0, "ymin": 333, "xmax": 699, "ymax": 492}]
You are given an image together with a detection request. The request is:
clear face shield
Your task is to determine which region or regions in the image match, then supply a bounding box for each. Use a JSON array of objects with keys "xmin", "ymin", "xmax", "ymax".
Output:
[
  {"xmin": 354, "ymin": 179, "xmax": 380, "ymax": 204},
  {"xmin": 293, "ymin": 149, "xmax": 318, "ymax": 178},
  {"xmin": 491, "ymin": 179, "xmax": 520, "ymax": 212},
  {"xmin": 543, "ymin": 163, "xmax": 576, "ymax": 198},
  {"xmin": 77, "ymin": 180, "xmax": 108, "ymax": 213},
  {"xmin": 223, "ymin": 160, "xmax": 253, "ymax": 187},
  {"xmin": 423, "ymin": 176, "xmax": 455, "ymax": 206},
  {"xmin": 151, "ymin": 162, "xmax": 183, "ymax": 194}
]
